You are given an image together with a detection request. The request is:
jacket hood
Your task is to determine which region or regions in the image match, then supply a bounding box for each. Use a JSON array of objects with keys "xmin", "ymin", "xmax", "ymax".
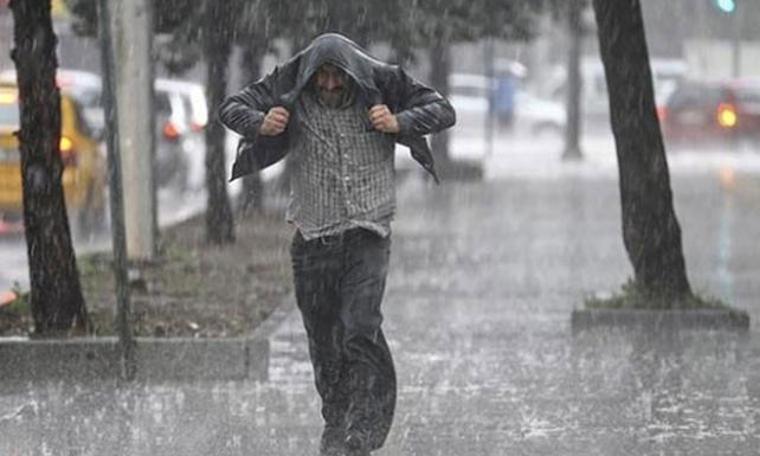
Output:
[{"xmin": 281, "ymin": 33, "xmax": 384, "ymax": 108}]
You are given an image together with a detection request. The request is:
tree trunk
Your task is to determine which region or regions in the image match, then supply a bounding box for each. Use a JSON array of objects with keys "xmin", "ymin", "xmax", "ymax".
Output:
[
  {"xmin": 203, "ymin": 1, "xmax": 235, "ymax": 245},
  {"xmin": 563, "ymin": 0, "xmax": 584, "ymax": 160},
  {"xmin": 429, "ymin": 40, "xmax": 451, "ymax": 165},
  {"xmin": 10, "ymin": 0, "xmax": 88, "ymax": 334},
  {"xmin": 274, "ymin": 36, "xmax": 308, "ymax": 197},
  {"xmin": 390, "ymin": 39, "xmax": 415, "ymax": 68},
  {"xmin": 113, "ymin": 0, "xmax": 157, "ymax": 260},
  {"xmin": 592, "ymin": 0, "xmax": 692, "ymax": 300},
  {"xmin": 98, "ymin": 0, "xmax": 135, "ymax": 379},
  {"xmin": 238, "ymin": 43, "xmax": 264, "ymax": 216}
]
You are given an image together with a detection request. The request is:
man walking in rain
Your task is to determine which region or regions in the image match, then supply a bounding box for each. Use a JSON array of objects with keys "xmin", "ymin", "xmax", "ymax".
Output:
[{"xmin": 219, "ymin": 33, "xmax": 455, "ymax": 456}]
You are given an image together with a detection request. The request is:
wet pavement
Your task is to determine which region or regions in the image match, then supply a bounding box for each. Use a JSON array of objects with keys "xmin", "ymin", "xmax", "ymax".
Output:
[{"xmin": 2, "ymin": 151, "xmax": 760, "ymax": 455}]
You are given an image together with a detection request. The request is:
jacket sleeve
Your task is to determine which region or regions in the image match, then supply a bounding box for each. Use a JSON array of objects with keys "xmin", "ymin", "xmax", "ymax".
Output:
[
  {"xmin": 393, "ymin": 68, "xmax": 456, "ymax": 136},
  {"xmin": 218, "ymin": 67, "xmax": 279, "ymax": 138}
]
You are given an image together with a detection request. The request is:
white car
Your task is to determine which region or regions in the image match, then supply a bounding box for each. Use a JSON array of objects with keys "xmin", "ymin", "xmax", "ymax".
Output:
[
  {"xmin": 448, "ymin": 73, "xmax": 565, "ymax": 138},
  {"xmin": 394, "ymin": 73, "xmax": 567, "ymax": 171},
  {"xmin": 514, "ymin": 90, "xmax": 565, "ymax": 137},
  {"xmin": 154, "ymin": 78, "xmax": 208, "ymax": 135},
  {"xmin": 154, "ymin": 78, "xmax": 208, "ymax": 191}
]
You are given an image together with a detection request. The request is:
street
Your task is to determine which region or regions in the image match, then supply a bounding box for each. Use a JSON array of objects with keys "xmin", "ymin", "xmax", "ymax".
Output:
[{"xmin": 1, "ymin": 134, "xmax": 760, "ymax": 455}]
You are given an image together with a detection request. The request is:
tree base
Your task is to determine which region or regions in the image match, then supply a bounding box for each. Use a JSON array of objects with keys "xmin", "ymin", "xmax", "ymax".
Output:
[
  {"xmin": 562, "ymin": 147, "xmax": 583, "ymax": 161},
  {"xmin": 573, "ymin": 280, "xmax": 749, "ymax": 332},
  {"xmin": 571, "ymin": 307, "xmax": 750, "ymax": 332},
  {"xmin": 435, "ymin": 159, "xmax": 484, "ymax": 182}
]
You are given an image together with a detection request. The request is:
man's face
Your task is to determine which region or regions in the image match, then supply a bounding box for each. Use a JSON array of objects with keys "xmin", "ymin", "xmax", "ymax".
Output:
[{"xmin": 314, "ymin": 64, "xmax": 348, "ymax": 107}]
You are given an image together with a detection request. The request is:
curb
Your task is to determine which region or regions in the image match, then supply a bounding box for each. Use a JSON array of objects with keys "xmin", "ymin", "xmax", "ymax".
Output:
[
  {"xmin": 0, "ymin": 335, "xmax": 270, "ymax": 384},
  {"xmin": 0, "ymin": 299, "xmax": 298, "ymax": 384},
  {"xmin": 0, "ymin": 196, "xmax": 300, "ymax": 384},
  {"xmin": 571, "ymin": 308, "xmax": 751, "ymax": 332},
  {"xmin": 437, "ymin": 159, "xmax": 484, "ymax": 182}
]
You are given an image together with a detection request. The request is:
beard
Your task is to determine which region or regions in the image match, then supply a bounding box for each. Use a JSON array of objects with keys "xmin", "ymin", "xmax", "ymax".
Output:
[{"xmin": 318, "ymin": 86, "xmax": 347, "ymax": 108}]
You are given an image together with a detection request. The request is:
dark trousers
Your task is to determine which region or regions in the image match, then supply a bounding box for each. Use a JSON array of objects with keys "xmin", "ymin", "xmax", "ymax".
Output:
[{"xmin": 291, "ymin": 228, "xmax": 396, "ymax": 452}]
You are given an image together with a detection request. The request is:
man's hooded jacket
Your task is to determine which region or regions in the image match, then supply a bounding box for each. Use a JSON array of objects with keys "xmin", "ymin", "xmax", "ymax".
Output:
[{"xmin": 219, "ymin": 33, "xmax": 456, "ymax": 183}]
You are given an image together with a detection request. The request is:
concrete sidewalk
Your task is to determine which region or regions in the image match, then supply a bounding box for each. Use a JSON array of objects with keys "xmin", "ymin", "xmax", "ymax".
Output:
[{"xmin": 2, "ymin": 172, "xmax": 759, "ymax": 455}]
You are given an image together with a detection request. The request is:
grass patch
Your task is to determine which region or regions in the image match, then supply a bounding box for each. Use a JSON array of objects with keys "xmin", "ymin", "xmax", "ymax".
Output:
[
  {"xmin": 585, "ymin": 279, "xmax": 729, "ymax": 310},
  {"xmin": 6, "ymin": 282, "xmax": 31, "ymax": 314},
  {"xmin": 81, "ymin": 210, "xmax": 293, "ymax": 338},
  {"xmin": 0, "ymin": 282, "xmax": 33, "ymax": 335},
  {"xmin": 2, "ymin": 209, "xmax": 294, "ymax": 338}
]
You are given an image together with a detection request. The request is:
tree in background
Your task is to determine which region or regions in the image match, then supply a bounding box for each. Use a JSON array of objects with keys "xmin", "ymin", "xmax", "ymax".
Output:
[
  {"xmin": 67, "ymin": 0, "xmax": 549, "ymax": 220},
  {"xmin": 540, "ymin": 0, "xmax": 587, "ymax": 161},
  {"xmin": 155, "ymin": 0, "xmax": 239, "ymax": 244},
  {"xmin": 67, "ymin": 0, "xmax": 236, "ymax": 245},
  {"xmin": 66, "ymin": 0, "xmax": 191, "ymax": 36},
  {"xmin": 264, "ymin": 0, "xmax": 407, "ymax": 50},
  {"xmin": 562, "ymin": 0, "xmax": 585, "ymax": 160},
  {"xmin": 201, "ymin": 1, "xmax": 236, "ymax": 244},
  {"xmin": 207, "ymin": 0, "xmax": 544, "ymax": 182},
  {"xmin": 10, "ymin": 0, "xmax": 89, "ymax": 334},
  {"xmin": 233, "ymin": 0, "xmax": 276, "ymax": 215},
  {"xmin": 405, "ymin": 0, "xmax": 542, "ymax": 167},
  {"xmin": 592, "ymin": 0, "xmax": 692, "ymax": 302}
]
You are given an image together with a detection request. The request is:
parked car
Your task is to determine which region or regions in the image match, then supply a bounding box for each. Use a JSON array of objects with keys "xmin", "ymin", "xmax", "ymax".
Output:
[
  {"xmin": 0, "ymin": 82, "xmax": 107, "ymax": 235},
  {"xmin": 514, "ymin": 90, "xmax": 565, "ymax": 136},
  {"xmin": 153, "ymin": 83, "xmax": 191, "ymax": 190},
  {"xmin": 2, "ymin": 69, "xmax": 208, "ymax": 191},
  {"xmin": 155, "ymin": 78, "xmax": 208, "ymax": 133},
  {"xmin": 448, "ymin": 73, "xmax": 492, "ymax": 134},
  {"xmin": 661, "ymin": 79, "xmax": 760, "ymax": 150},
  {"xmin": 1, "ymin": 69, "xmax": 104, "ymax": 137},
  {"xmin": 154, "ymin": 78, "xmax": 208, "ymax": 191},
  {"xmin": 546, "ymin": 57, "xmax": 687, "ymax": 131},
  {"xmin": 448, "ymin": 73, "xmax": 565, "ymax": 138}
]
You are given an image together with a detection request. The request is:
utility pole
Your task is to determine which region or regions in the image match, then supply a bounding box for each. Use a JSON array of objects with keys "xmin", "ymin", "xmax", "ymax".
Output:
[
  {"xmin": 97, "ymin": 0, "xmax": 134, "ymax": 381},
  {"xmin": 484, "ymin": 38, "xmax": 495, "ymax": 158},
  {"xmin": 713, "ymin": 0, "xmax": 740, "ymax": 77},
  {"xmin": 732, "ymin": 2, "xmax": 741, "ymax": 77},
  {"xmin": 563, "ymin": 0, "xmax": 584, "ymax": 161},
  {"xmin": 111, "ymin": 0, "xmax": 157, "ymax": 260}
]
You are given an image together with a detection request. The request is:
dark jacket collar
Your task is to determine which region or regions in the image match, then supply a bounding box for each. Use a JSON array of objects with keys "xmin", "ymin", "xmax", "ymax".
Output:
[{"xmin": 227, "ymin": 33, "xmax": 447, "ymax": 185}]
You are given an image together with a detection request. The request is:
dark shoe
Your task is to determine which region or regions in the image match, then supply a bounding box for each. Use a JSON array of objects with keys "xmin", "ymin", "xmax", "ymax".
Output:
[
  {"xmin": 319, "ymin": 443, "xmax": 345, "ymax": 456},
  {"xmin": 320, "ymin": 426, "xmax": 346, "ymax": 456},
  {"xmin": 319, "ymin": 447, "xmax": 345, "ymax": 456},
  {"xmin": 344, "ymin": 433, "xmax": 370, "ymax": 456}
]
